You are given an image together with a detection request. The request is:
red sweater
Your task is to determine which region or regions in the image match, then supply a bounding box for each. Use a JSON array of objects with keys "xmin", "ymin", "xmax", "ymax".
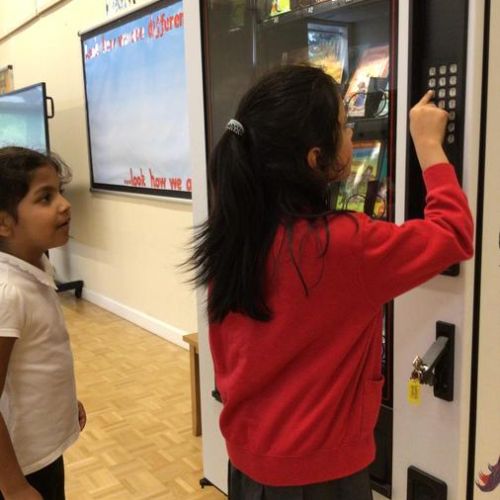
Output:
[{"xmin": 209, "ymin": 163, "xmax": 473, "ymax": 486}]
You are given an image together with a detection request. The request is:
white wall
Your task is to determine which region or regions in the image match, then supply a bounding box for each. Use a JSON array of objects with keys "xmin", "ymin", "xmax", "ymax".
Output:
[
  {"xmin": 0, "ymin": 0, "xmax": 199, "ymax": 347},
  {"xmin": 473, "ymin": 1, "xmax": 500, "ymax": 497}
]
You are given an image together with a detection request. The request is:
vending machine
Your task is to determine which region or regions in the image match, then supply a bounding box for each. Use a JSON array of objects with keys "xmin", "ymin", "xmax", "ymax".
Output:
[{"xmin": 185, "ymin": 0, "xmax": 491, "ymax": 498}]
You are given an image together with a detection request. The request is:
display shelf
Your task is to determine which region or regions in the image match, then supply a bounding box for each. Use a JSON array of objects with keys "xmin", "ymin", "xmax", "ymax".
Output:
[
  {"xmin": 261, "ymin": 0, "xmax": 380, "ymax": 28},
  {"xmin": 350, "ymin": 116, "xmax": 389, "ymax": 142}
]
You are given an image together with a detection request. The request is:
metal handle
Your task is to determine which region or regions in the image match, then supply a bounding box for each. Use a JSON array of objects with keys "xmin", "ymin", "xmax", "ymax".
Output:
[
  {"xmin": 46, "ymin": 96, "xmax": 55, "ymax": 118},
  {"xmin": 412, "ymin": 336, "xmax": 449, "ymax": 385}
]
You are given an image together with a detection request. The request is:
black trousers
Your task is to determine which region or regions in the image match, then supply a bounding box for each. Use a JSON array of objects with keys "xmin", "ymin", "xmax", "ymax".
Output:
[
  {"xmin": 229, "ymin": 462, "xmax": 373, "ymax": 500},
  {"xmin": 0, "ymin": 456, "xmax": 65, "ymax": 500}
]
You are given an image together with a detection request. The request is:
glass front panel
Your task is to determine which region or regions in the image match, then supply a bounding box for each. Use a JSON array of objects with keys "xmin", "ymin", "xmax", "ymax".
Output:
[
  {"xmin": 202, "ymin": 0, "xmax": 396, "ymax": 403},
  {"xmin": 203, "ymin": 0, "xmax": 396, "ymax": 406},
  {"xmin": 203, "ymin": 2, "xmax": 397, "ymax": 492}
]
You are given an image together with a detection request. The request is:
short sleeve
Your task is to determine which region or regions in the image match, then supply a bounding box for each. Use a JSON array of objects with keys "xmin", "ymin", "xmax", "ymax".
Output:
[{"xmin": 0, "ymin": 282, "xmax": 24, "ymax": 338}]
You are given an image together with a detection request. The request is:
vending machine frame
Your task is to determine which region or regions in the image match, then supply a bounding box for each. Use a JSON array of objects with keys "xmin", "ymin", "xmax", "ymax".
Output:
[{"xmin": 187, "ymin": 1, "xmax": 488, "ymax": 498}]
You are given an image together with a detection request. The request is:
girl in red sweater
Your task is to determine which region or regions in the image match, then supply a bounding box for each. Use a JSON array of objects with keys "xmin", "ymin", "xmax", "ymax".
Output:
[{"xmin": 189, "ymin": 65, "xmax": 473, "ymax": 499}]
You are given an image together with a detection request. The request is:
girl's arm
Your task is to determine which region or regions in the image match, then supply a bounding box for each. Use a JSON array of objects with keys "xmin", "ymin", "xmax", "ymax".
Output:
[
  {"xmin": 356, "ymin": 91, "xmax": 473, "ymax": 306},
  {"xmin": 0, "ymin": 338, "xmax": 42, "ymax": 500},
  {"xmin": 409, "ymin": 90, "xmax": 450, "ymax": 170}
]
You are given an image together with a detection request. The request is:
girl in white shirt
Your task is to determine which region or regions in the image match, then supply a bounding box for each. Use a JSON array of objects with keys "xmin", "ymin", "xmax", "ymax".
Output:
[{"xmin": 0, "ymin": 147, "xmax": 86, "ymax": 500}]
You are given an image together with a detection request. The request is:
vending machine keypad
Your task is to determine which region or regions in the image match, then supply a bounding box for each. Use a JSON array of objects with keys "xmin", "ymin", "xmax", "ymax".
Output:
[
  {"xmin": 427, "ymin": 63, "xmax": 459, "ymax": 146},
  {"xmin": 407, "ymin": 0, "xmax": 468, "ymax": 277}
]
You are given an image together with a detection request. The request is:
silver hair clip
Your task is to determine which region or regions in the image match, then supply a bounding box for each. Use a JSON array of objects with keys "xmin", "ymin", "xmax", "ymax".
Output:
[{"xmin": 226, "ymin": 118, "xmax": 245, "ymax": 136}]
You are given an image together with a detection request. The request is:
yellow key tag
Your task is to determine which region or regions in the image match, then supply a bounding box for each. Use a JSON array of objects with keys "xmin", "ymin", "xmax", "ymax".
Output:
[{"xmin": 407, "ymin": 378, "xmax": 421, "ymax": 405}]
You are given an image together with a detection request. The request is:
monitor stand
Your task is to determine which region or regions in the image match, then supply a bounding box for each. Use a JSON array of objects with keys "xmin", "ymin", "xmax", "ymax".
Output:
[
  {"xmin": 45, "ymin": 251, "xmax": 84, "ymax": 298},
  {"xmin": 56, "ymin": 279, "xmax": 84, "ymax": 298}
]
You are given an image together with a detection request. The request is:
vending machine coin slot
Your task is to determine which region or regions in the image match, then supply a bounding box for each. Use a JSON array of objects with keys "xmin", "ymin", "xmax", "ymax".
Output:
[{"xmin": 407, "ymin": 466, "xmax": 447, "ymax": 499}]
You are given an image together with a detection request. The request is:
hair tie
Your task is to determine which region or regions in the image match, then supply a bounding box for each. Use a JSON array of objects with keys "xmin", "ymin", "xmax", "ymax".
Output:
[{"xmin": 226, "ymin": 118, "xmax": 245, "ymax": 136}]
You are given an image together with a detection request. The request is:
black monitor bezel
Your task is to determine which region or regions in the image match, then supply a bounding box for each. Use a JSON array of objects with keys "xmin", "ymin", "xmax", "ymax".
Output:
[{"xmin": 0, "ymin": 82, "xmax": 50, "ymax": 154}]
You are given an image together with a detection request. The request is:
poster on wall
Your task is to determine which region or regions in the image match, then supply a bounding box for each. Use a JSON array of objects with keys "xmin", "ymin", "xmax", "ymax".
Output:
[
  {"xmin": 80, "ymin": 0, "xmax": 191, "ymax": 199},
  {"xmin": 105, "ymin": 0, "xmax": 138, "ymax": 17},
  {"xmin": 0, "ymin": 65, "xmax": 14, "ymax": 95}
]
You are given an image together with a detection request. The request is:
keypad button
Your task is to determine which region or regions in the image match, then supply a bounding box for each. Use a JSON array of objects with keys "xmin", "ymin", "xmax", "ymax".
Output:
[
  {"xmin": 438, "ymin": 89, "xmax": 446, "ymax": 98},
  {"xmin": 448, "ymin": 122, "xmax": 456, "ymax": 132},
  {"xmin": 447, "ymin": 134, "xmax": 455, "ymax": 144},
  {"xmin": 449, "ymin": 87, "xmax": 457, "ymax": 97},
  {"xmin": 438, "ymin": 100, "xmax": 446, "ymax": 109},
  {"xmin": 449, "ymin": 99, "xmax": 457, "ymax": 109},
  {"xmin": 450, "ymin": 64, "xmax": 458, "ymax": 74},
  {"xmin": 429, "ymin": 67, "xmax": 437, "ymax": 76},
  {"xmin": 449, "ymin": 75, "xmax": 457, "ymax": 86},
  {"xmin": 449, "ymin": 111, "xmax": 456, "ymax": 120},
  {"xmin": 439, "ymin": 77, "xmax": 447, "ymax": 87},
  {"xmin": 428, "ymin": 78, "xmax": 436, "ymax": 88},
  {"xmin": 439, "ymin": 65, "xmax": 447, "ymax": 75}
]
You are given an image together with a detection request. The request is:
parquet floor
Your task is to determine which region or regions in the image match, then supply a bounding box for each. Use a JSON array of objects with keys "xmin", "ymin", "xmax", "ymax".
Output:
[{"xmin": 60, "ymin": 294, "xmax": 226, "ymax": 500}]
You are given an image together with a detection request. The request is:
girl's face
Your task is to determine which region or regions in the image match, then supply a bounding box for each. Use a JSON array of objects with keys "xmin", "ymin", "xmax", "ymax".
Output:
[
  {"xmin": 1, "ymin": 164, "xmax": 71, "ymax": 267},
  {"xmin": 333, "ymin": 103, "xmax": 353, "ymax": 181}
]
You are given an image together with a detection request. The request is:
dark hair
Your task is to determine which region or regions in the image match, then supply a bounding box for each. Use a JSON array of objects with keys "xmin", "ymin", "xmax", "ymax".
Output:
[
  {"xmin": 0, "ymin": 146, "xmax": 72, "ymax": 220},
  {"xmin": 189, "ymin": 65, "xmax": 344, "ymax": 322}
]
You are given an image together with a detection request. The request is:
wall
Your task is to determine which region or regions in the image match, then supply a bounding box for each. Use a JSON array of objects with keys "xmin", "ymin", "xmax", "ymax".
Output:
[
  {"xmin": 473, "ymin": 0, "xmax": 500, "ymax": 497},
  {"xmin": 0, "ymin": 0, "xmax": 198, "ymax": 347}
]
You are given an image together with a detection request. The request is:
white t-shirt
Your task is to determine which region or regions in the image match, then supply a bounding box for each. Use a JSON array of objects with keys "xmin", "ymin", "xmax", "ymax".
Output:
[{"xmin": 0, "ymin": 252, "xmax": 80, "ymax": 475}]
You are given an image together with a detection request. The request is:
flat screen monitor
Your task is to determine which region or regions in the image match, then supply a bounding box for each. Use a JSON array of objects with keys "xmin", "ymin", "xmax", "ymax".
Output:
[{"xmin": 0, "ymin": 83, "xmax": 50, "ymax": 153}]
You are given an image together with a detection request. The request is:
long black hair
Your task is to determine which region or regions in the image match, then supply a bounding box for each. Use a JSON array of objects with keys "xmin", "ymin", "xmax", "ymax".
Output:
[{"xmin": 189, "ymin": 65, "xmax": 344, "ymax": 322}]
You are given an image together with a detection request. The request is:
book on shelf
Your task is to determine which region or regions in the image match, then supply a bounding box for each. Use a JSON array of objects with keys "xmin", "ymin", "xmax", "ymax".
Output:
[
  {"xmin": 307, "ymin": 23, "xmax": 348, "ymax": 84},
  {"xmin": 269, "ymin": 0, "xmax": 292, "ymax": 16},
  {"xmin": 372, "ymin": 145, "xmax": 388, "ymax": 218},
  {"xmin": 229, "ymin": 1, "xmax": 247, "ymax": 29},
  {"xmin": 335, "ymin": 140, "xmax": 382, "ymax": 212},
  {"xmin": 345, "ymin": 45, "xmax": 390, "ymax": 118}
]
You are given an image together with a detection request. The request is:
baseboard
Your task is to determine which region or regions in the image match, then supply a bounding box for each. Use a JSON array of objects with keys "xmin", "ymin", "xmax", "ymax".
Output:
[{"xmin": 82, "ymin": 288, "xmax": 189, "ymax": 350}]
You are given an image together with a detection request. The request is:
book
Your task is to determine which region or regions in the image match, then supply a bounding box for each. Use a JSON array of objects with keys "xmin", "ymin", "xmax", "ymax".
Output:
[
  {"xmin": 269, "ymin": 0, "xmax": 291, "ymax": 16},
  {"xmin": 372, "ymin": 146, "xmax": 388, "ymax": 218},
  {"xmin": 308, "ymin": 23, "xmax": 348, "ymax": 84},
  {"xmin": 345, "ymin": 45, "xmax": 390, "ymax": 118},
  {"xmin": 229, "ymin": 1, "xmax": 246, "ymax": 29},
  {"xmin": 335, "ymin": 140, "xmax": 382, "ymax": 212}
]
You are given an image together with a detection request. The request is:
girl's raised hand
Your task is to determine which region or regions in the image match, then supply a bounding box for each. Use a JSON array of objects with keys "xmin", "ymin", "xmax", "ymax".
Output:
[{"xmin": 409, "ymin": 90, "xmax": 450, "ymax": 170}]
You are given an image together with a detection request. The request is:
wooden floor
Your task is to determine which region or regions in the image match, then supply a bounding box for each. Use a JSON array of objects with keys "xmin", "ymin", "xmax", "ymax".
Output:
[{"xmin": 60, "ymin": 294, "xmax": 226, "ymax": 500}]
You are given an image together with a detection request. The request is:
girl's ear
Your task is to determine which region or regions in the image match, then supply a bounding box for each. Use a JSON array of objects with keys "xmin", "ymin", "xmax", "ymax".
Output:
[
  {"xmin": 0, "ymin": 212, "xmax": 14, "ymax": 238},
  {"xmin": 306, "ymin": 147, "xmax": 321, "ymax": 169}
]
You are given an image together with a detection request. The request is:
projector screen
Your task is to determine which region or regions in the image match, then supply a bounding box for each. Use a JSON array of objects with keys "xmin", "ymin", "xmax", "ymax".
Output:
[{"xmin": 80, "ymin": 0, "xmax": 191, "ymax": 199}]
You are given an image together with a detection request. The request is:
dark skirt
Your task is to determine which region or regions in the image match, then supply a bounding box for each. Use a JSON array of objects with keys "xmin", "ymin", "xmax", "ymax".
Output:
[
  {"xmin": 229, "ymin": 462, "xmax": 373, "ymax": 500},
  {"xmin": 0, "ymin": 456, "xmax": 65, "ymax": 500}
]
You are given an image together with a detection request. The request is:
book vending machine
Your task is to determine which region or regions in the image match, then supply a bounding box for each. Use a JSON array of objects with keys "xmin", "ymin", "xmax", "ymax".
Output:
[{"xmin": 184, "ymin": 0, "xmax": 496, "ymax": 498}]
